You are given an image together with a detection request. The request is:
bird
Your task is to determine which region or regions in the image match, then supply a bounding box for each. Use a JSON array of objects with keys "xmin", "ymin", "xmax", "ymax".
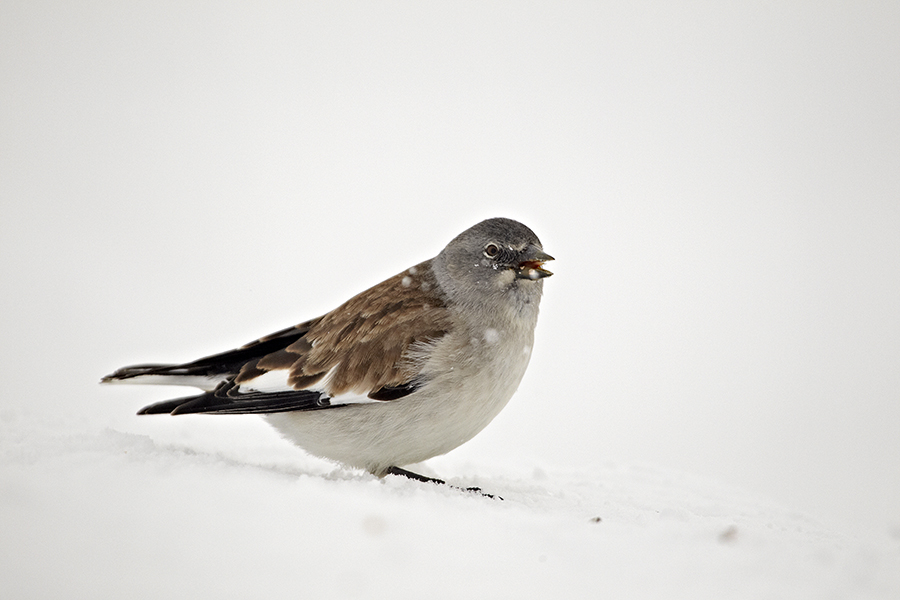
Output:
[{"xmin": 102, "ymin": 217, "xmax": 553, "ymax": 493}]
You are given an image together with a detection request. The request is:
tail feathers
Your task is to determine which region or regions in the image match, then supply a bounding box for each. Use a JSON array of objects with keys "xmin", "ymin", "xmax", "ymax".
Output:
[
  {"xmin": 136, "ymin": 391, "xmax": 233, "ymax": 415},
  {"xmin": 136, "ymin": 396, "xmax": 197, "ymax": 415},
  {"xmin": 100, "ymin": 364, "xmax": 228, "ymax": 391},
  {"xmin": 102, "ymin": 364, "xmax": 174, "ymax": 380},
  {"xmin": 101, "ymin": 323, "xmax": 314, "ymax": 391},
  {"xmin": 136, "ymin": 385, "xmax": 330, "ymax": 416}
]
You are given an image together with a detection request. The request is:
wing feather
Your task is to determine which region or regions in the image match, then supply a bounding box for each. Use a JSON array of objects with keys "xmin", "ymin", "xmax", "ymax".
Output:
[{"xmin": 108, "ymin": 259, "xmax": 452, "ymax": 416}]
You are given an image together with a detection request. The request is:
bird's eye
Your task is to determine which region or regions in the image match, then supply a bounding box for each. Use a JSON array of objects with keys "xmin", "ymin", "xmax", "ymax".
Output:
[{"xmin": 483, "ymin": 243, "xmax": 501, "ymax": 258}]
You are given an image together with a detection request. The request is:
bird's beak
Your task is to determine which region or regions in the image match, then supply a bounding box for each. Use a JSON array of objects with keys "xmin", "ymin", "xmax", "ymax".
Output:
[{"xmin": 515, "ymin": 248, "xmax": 554, "ymax": 280}]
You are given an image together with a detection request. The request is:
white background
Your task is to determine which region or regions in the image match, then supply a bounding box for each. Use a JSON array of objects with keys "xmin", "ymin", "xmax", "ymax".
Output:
[{"xmin": 2, "ymin": 0, "xmax": 898, "ymax": 547}]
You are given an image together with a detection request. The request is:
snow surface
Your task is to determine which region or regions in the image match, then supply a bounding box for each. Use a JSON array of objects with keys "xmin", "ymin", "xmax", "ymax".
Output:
[
  {"xmin": 2, "ymin": 3, "xmax": 900, "ymax": 598},
  {"xmin": 2, "ymin": 412, "xmax": 898, "ymax": 600}
]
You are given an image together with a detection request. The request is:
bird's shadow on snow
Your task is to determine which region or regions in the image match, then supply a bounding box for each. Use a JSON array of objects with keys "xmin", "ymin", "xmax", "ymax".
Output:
[
  {"xmin": 94, "ymin": 427, "xmax": 552, "ymax": 505},
  {"xmin": 98, "ymin": 426, "xmax": 354, "ymax": 481}
]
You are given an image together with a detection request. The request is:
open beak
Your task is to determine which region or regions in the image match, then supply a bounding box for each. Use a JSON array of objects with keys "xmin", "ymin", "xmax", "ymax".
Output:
[{"xmin": 515, "ymin": 248, "xmax": 554, "ymax": 280}]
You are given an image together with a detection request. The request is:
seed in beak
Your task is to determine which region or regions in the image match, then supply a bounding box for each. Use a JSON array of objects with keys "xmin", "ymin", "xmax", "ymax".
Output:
[{"xmin": 516, "ymin": 260, "xmax": 553, "ymax": 280}]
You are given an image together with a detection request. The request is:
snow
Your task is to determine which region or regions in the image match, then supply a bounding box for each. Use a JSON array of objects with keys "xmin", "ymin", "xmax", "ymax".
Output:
[
  {"xmin": 483, "ymin": 328, "xmax": 500, "ymax": 345},
  {"xmin": 2, "ymin": 413, "xmax": 898, "ymax": 600},
  {"xmin": 2, "ymin": 2, "xmax": 900, "ymax": 598}
]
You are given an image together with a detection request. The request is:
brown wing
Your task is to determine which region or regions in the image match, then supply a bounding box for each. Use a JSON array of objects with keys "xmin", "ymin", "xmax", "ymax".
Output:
[
  {"xmin": 110, "ymin": 260, "xmax": 452, "ymax": 416},
  {"xmin": 235, "ymin": 259, "xmax": 452, "ymax": 397}
]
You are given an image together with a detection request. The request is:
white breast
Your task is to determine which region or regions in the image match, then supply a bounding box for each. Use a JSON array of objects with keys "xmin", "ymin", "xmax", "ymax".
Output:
[{"xmin": 264, "ymin": 312, "xmax": 539, "ymax": 476}]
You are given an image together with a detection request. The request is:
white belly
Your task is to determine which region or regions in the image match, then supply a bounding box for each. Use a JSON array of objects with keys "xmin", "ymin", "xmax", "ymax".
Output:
[{"xmin": 264, "ymin": 318, "xmax": 537, "ymax": 476}]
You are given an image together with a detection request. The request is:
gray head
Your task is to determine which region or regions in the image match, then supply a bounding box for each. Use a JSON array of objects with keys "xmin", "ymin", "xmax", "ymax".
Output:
[{"xmin": 433, "ymin": 218, "xmax": 553, "ymax": 310}]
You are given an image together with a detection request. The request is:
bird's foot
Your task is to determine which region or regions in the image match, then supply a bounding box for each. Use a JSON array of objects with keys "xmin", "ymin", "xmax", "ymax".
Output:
[{"xmin": 384, "ymin": 466, "xmax": 502, "ymax": 500}]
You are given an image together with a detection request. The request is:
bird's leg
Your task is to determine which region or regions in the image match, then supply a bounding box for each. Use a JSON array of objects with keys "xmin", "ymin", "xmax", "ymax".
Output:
[
  {"xmin": 384, "ymin": 466, "xmax": 502, "ymax": 500},
  {"xmin": 385, "ymin": 466, "xmax": 445, "ymax": 485}
]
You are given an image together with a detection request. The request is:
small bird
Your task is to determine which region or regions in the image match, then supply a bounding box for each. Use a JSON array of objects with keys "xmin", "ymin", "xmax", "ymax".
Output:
[{"xmin": 102, "ymin": 217, "xmax": 553, "ymax": 491}]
